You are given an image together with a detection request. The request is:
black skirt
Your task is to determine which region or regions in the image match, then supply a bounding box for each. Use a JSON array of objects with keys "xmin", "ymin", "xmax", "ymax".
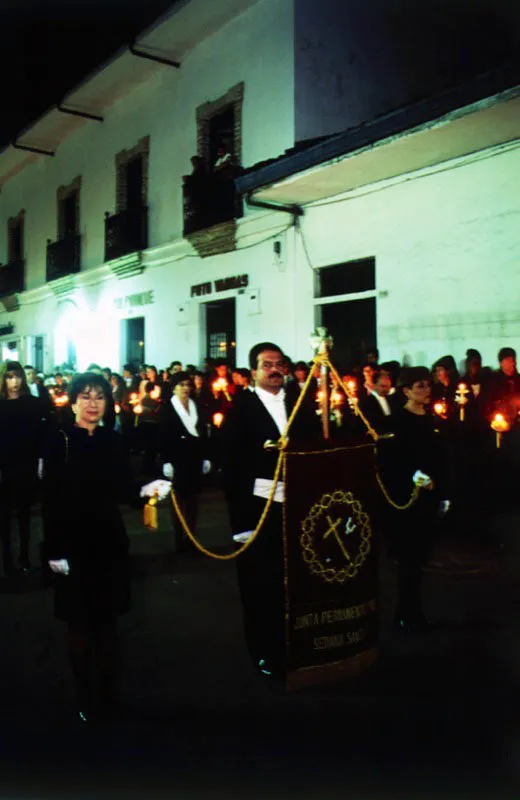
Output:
[{"xmin": 53, "ymin": 553, "xmax": 131, "ymax": 624}]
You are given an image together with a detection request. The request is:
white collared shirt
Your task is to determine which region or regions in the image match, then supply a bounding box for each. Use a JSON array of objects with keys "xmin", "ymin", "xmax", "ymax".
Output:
[
  {"xmin": 254, "ymin": 385, "xmax": 287, "ymax": 435},
  {"xmin": 371, "ymin": 390, "xmax": 391, "ymax": 416},
  {"xmin": 171, "ymin": 395, "xmax": 199, "ymax": 436},
  {"xmin": 233, "ymin": 386, "xmax": 287, "ymax": 543},
  {"xmin": 29, "ymin": 383, "xmax": 39, "ymax": 398}
]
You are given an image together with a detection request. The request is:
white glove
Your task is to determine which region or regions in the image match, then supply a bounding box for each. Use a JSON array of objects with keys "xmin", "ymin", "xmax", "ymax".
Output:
[
  {"xmin": 162, "ymin": 463, "xmax": 174, "ymax": 479},
  {"xmin": 202, "ymin": 460, "xmax": 211, "ymax": 475},
  {"xmin": 412, "ymin": 470, "xmax": 433, "ymax": 489},
  {"xmin": 439, "ymin": 500, "xmax": 451, "ymax": 516},
  {"xmin": 38, "ymin": 458, "xmax": 44, "ymax": 479},
  {"xmin": 140, "ymin": 479, "xmax": 172, "ymax": 502},
  {"xmin": 48, "ymin": 559, "xmax": 70, "ymax": 576},
  {"xmin": 233, "ymin": 531, "xmax": 254, "ymax": 543}
]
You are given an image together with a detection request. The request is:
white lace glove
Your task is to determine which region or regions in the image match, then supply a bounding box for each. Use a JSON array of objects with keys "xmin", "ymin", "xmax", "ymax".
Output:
[
  {"xmin": 38, "ymin": 458, "xmax": 44, "ymax": 479},
  {"xmin": 162, "ymin": 463, "xmax": 174, "ymax": 479},
  {"xmin": 48, "ymin": 559, "xmax": 70, "ymax": 576},
  {"xmin": 439, "ymin": 500, "xmax": 451, "ymax": 516},
  {"xmin": 412, "ymin": 470, "xmax": 433, "ymax": 490},
  {"xmin": 140, "ymin": 479, "xmax": 172, "ymax": 502},
  {"xmin": 202, "ymin": 460, "xmax": 211, "ymax": 475}
]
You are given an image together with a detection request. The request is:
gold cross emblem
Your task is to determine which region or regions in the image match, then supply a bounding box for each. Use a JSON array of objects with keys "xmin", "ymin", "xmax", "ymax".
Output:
[{"xmin": 323, "ymin": 515, "xmax": 351, "ymax": 562}]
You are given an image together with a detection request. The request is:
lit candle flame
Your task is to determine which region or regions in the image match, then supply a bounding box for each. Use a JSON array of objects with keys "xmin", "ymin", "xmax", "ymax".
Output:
[{"xmin": 213, "ymin": 412, "xmax": 224, "ymax": 428}]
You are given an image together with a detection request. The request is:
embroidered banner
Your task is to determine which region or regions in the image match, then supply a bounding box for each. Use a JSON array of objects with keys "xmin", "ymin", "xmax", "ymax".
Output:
[{"xmin": 283, "ymin": 443, "xmax": 380, "ymax": 690}]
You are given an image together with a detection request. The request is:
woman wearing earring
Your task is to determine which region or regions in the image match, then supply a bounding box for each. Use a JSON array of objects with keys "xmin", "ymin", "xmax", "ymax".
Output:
[
  {"xmin": 42, "ymin": 372, "xmax": 170, "ymax": 723},
  {"xmin": 0, "ymin": 360, "xmax": 46, "ymax": 576}
]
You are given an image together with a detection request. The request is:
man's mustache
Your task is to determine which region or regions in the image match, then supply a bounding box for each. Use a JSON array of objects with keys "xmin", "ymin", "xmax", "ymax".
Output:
[{"xmin": 268, "ymin": 372, "xmax": 283, "ymax": 379}]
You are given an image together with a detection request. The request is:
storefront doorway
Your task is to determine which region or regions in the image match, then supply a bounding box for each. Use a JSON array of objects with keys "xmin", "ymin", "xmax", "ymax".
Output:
[
  {"xmin": 205, "ymin": 298, "xmax": 236, "ymax": 368},
  {"xmin": 121, "ymin": 317, "xmax": 145, "ymax": 368},
  {"xmin": 317, "ymin": 298, "xmax": 376, "ymax": 369},
  {"xmin": 314, "ymin": 257, "xmax": 377, "ymax": 369}
]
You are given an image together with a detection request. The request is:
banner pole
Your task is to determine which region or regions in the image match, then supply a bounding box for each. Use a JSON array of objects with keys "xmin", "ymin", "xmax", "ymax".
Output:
[{"xmin": 318, "ymin": 340, "xmax": 330, "ymax": 440}]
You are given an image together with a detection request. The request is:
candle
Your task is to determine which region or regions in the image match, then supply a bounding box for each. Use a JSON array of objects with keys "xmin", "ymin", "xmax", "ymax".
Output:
[
  {"xmin": 150, "ymin": 385, "xmax": 161, "ymax": 401},
  {"xmin": 433, "ymin": 400, "xmax": 447, "ymax": 419},
  {"xmin": 490, "ymin": 412, "xmax": 510, "ymax": 448},
  {"xmin": 212, "ymin": 412, "xmax": 224, "ymax": 428},
  {"xmin": 115, "ymin": 403, "xmax": 121, "ymax": 415},
  {"xmin": 134, "ymin": 402, "xmax": 143, "ymax": 427},
  {"xmin": 455, "ymin": 382, "xmax": 469, "ymax": 422}
]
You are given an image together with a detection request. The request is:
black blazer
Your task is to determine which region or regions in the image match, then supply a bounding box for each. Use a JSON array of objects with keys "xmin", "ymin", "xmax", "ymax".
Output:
[
  {"xmin": 160, "ymin": 400, "xmax": 208, "ymax": 493},
  {"xmin": 358, "ymin": 392, "xmax": 400, "ymax": 436},
  {"xmin": 220, "ymin": 388, "xmax": 320, "ymax": 534}
]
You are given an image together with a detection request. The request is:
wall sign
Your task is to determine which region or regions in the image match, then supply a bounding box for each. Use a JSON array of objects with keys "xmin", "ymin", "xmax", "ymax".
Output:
[
  {"xmin": 0, "ymin": 323, "xmax": 14, "ymax": 336},
  {"xmin": 191, "ymin": 274, "xmax": 248, "ymax": 297},
  {"xmin": 114, "ymin": 290, "xmax": 154, "ymax": 310}
]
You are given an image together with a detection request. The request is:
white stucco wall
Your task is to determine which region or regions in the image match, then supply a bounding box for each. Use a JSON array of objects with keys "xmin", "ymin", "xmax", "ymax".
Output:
[{"xmin": 297, "ymin": 143, "xmax": 520, "ymax": 369}]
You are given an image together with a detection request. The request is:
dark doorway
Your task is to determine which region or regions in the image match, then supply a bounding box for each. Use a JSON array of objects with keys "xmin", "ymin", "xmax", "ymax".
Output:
[
  {"xmin": 60, "ymin": 192, "xmax": 78, "ymax": 238},
  {"xmin": 318, "ymin": 298, "xmax": 376, "ymax": 369},
  {"xmin": 208, "ymin": 106, "xmax": 235, "ymax": 168},
  {"xmin": 205, "ymin": 298, "xmax": 236, "ymax": 368},
  {"xmin": 123, "ymin": 317, "xmax": 145, "ymax": 368},
  {"xmin": 126, "ymin": 155, "xmax": 144, "ymax": 209}
]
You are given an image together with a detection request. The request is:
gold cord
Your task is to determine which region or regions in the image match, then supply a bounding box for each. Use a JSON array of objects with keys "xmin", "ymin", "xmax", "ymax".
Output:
[{"xmin": 167, "ymin": 352, "xmax": 420, "ymax": 557}]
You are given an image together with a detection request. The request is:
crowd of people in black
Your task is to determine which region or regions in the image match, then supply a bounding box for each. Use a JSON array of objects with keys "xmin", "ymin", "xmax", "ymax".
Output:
[{"xmin": 0, "ymin": 341, "xmax": 518, "ymax": 720}]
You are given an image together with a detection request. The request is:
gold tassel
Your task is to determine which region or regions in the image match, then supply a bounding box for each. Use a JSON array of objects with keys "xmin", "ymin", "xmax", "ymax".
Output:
[{"xmin": 144, "ymin": 492, "xmax": 159, "ymax": 530}]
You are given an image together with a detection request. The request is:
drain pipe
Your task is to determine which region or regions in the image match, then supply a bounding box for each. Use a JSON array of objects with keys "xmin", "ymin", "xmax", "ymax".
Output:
[{"xmin": 245, "ymin": 192, "xmax": 304, "ymax": 219}]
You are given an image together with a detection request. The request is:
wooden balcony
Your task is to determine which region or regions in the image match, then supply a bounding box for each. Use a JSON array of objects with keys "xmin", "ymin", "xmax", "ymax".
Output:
[
  {"xmin": 0, "ymin": 259, "xmax": 25, "ymax": 297},
  {"xmin": 183, "ymin": 172, "xmax": 243, "ymax": 237},
  {"xmin": 46, "ymin": 234, "xmax": 81, "ymax": 282},
  {"xmin": 104, "ymin": 206, "xmax": 148, "ymax": 263}
]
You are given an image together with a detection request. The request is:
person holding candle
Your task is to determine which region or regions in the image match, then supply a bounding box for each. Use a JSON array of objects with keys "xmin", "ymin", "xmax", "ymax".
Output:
[
  {"xmin": 377, "ymin": 367, "xmax": 450, "ymax": 634},
  {"xmin": 41, "ymin": 372, "xmax": 170, "ymax": 722},
  {"xmin": 431, "ymin": 355, "xmax": 459, "ymax": 417}
]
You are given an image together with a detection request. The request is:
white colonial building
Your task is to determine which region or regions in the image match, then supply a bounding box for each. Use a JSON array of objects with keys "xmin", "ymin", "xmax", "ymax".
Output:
[{"xmin": 0, "ymin": 0, "xmax": 519, "ymax": 373}]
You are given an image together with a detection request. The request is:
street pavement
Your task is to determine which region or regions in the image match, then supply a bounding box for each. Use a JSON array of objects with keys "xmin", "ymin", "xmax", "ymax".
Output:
[{"xmin": 0, "ymin": 483, "xmax": 519, "ymax": 799}]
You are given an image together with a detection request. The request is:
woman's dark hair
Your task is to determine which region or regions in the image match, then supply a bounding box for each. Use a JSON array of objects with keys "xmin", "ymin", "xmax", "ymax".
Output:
[
  {"xmin": 398, "ymin": 366, "xmax": 431, "ymax": 389},
  {"xmin": 171, "ymin": 370, "xmax": 192, "ymax": 389},
  {"xmin": 293, "ymin": 361, "xmax": 309, "ymax": 374},
  {"xmin": 0, "ymin": 360, "xmax": 30, "ymax": 400}
]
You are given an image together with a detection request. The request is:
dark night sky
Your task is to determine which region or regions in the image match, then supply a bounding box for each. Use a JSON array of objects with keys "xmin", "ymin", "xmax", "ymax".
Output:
[{"xmin": 0, "ymin": 0, "xmax": 176, "ymax": 148}]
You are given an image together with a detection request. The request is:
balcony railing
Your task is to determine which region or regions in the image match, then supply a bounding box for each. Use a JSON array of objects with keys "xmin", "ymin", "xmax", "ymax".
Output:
[
  {"xmin": 46, "ymin": 233, "xmax": 81, "ymax": 282},
  {"xmin": 104, "ymin": 205, "xmax": 148, "ymax": 262},
  {"xmin": 0, "ymin": 259, "xmax": 25, "ymax": 297},
  {"xmin": 183, "ymin": 172, "xmax": 243, "ymax": 236}
]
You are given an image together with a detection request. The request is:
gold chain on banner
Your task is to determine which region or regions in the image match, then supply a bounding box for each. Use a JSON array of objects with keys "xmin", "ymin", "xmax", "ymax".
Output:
[{"xmin": 161, "ymin": 351, "xmax": 420, "ymax": 558}]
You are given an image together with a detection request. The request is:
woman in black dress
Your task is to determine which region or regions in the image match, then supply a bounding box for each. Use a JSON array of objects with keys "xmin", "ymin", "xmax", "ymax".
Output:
[
  {"xmin": 42, "ymin": 372, "xmax": 170, "ymax": 722},
  {"xmin": 378, "ymin": 367, "xmax": 450, "ymax": 633},
  {"xmin": 160, "ymin": 371, "xmax": 210, "ymax": 553},
  {"xmin": 0, "ymin": 360, "xmax": 47, "ymax": 575}
]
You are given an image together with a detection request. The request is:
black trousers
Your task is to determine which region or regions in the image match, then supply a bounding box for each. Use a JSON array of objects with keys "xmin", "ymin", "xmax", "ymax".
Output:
[
  {"xmin": 385, "ymin": 501, "xmax": 438, "ymax": 623},
  {"xmin": 0, "ymin": 477, "xmax": 33, "ymax": 571},
  {"xmin": 235, "ymin": 499, "xmax": 285, "ymax": 676}
]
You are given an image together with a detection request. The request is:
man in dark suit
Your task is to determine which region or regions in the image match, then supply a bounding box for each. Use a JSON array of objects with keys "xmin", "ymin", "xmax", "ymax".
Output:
[
  {"xmin": 221, "ymin": 341, "xmax": 319, "ymax": 679},
  {"xmin": 358, "ymin": 367, "xmax": 401, "ymax": 436}
]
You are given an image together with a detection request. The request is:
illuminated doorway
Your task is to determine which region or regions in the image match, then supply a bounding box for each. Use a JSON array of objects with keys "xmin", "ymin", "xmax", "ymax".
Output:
[
  {"xmin": 205, "ymin": 298, "xmax": 236, "ymax": 368},
  {"xmin": 122, "ymin": 317, "xmax": 145, "ymax": 368}
]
